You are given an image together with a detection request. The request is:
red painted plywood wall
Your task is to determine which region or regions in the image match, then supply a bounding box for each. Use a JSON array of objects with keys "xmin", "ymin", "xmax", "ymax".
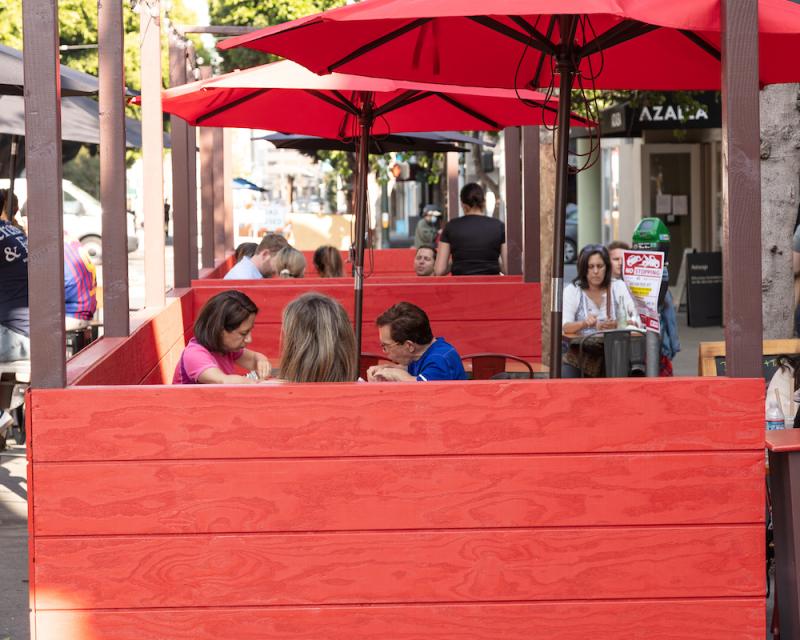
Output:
[{"xmin": 27, "ymin": 377, "xmax": 765, "ymax": 639}]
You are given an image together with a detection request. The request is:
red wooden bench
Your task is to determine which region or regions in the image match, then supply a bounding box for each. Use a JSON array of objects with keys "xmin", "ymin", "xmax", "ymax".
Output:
[{"xmin": 28, "ymin": 360, "xmax": 765, "ymax": 638}]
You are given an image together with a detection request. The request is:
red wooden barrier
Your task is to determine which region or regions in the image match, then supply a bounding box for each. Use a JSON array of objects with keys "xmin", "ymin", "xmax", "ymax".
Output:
[{"xmin": 27, "ymin": 377, "xmax": 764, "ymax": 639}]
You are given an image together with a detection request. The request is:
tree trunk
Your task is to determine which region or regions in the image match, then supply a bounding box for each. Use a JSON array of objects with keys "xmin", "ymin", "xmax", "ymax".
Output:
[
  {"xmin": 539, "ymin": 128, "xmax": 556, "ymax": 367},
  {"xmin": 760, "ymin": 84, "xmax": 800, "ymax": 339}
]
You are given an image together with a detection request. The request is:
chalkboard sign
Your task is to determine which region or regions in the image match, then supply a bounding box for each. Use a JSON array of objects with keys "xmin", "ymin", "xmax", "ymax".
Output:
[
  {"xmin": 714, "ymin": 354, "xmax": 786, "ymax": 382},
  {"xmin": 687, "ymin": 251, "xmax": 722, "ymax": 327}
]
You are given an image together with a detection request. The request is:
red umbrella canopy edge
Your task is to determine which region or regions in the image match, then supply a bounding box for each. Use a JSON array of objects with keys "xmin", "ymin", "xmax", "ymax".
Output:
[{"xmin": 218, "ymin": 0, "xmax": 800, "ymax": 91}]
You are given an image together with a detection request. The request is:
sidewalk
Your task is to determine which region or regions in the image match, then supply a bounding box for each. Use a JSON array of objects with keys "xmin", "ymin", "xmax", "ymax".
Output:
[{"xmin": 0, "ymin": 442, "xmax": 28, "ymax": 640}]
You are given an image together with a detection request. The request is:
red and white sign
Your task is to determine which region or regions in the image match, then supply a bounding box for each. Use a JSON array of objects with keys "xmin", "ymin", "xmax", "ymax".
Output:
[{"xmin": 622, "ymin": 250, "xmax": 665, "ymax": 332}]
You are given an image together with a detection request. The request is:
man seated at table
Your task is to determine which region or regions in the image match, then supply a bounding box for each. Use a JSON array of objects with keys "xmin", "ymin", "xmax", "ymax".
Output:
[
  {"xmin": 367, "ymin": 302, "xmax": 466, "ymax": 382},
  {"xmin": 64, "ymin": 233, "xmax": 98, "ymax": 331},
  {"xmin": 224, "ymin": 233, "xmax": 288, "ymax": 280},
  {"xmin": 414, "ymin": 244, "xmax": 436, "ymax": 277}
]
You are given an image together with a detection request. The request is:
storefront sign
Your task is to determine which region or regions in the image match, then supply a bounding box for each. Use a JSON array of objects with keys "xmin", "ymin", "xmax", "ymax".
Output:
[
  {"xmin": 601, "ymin": 92, "xmax": 721, "ymax": 136},
  {"xmin": 622, "ymin": 250, "xmax": 665, "ymax": 332},
  {"xmin": 687, "ymin": 251, "xmax": 723, "ymax": 327}
]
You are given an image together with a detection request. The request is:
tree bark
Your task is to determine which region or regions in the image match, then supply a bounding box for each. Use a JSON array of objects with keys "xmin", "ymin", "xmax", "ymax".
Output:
[
  {"xmin": 539, "ymin": 128, "xmax": 556, "ymax": 367},
  {"xmin": 760, "ymin": 84, "xmax": 800, "ymax": 339}
]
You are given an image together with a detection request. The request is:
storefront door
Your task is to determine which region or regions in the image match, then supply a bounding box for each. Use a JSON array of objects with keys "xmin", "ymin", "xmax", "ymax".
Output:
[{"xmin": 642, "ymin": 144, "xmax": 701, "ymax": 284}]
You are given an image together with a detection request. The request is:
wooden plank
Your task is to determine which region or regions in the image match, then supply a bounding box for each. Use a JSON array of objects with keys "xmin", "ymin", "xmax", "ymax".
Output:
[
  {"xmin": 29, "ymin": 379, "xmax": 763, "ymax": 462},
  {"xmin": 33, "ymin": 525, "xmax": 763, "ymax": 609},
  {"xmin": 139, "ymin": 326, "xmax": 193, "ymax": 385},
  {"xmin": 34, "ymin": 599, "xmax": 764, "ymax": 640},
  {"xmin": 504, "ymin": 127, "xmax": 522, "ymax": 275},
  {"xmin": 193, "ymin": 283, "xmax": 542, "ymax": 323},
  {"xmin": 191, "ymin": 275, "xmax": 526, "ymax": 286},
  {"xmin": 698, "ymin": 338, "xmax": 800, "ymax": 376},
  {"xmin": 33, "ymin": 452, "xmax": 763, "ymax": 536}
]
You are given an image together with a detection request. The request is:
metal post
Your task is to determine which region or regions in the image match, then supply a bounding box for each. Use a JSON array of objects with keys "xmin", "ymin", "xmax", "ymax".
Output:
[
  {"xmin": 721, "ymin": 0, "xmax": 762, "ymax": 377},
  {"xmin": 353, "ymin": 94, "xmax": 373, "ymax": 369},
  {"xmin": 141, "ymin": 0, "xmax": 165, "ymax": 307},
  {"xmin": 522, "ymin": 126, "xmax": 540, "ymax": 283},
  {"xmin": 446, "ymin": 151, "xmax": 460, "ymax": 221},
  {"xmin": 549, "ymin": 19, "xmax": 578, "ymax": 378},
  {"xmin": 98, "ymin": 0, "xmax": 130, "ymax": 335},
  {"xmin": 223, "ymin": 129, "xmax": 234, "ymax": 253},
  {"xmin": 212, "ymin": 128, "xmax": 225, "ymax": 261},
  {"xmin": 22, "ymin": 0, "xmax": 66, "ymax": 387},
  {"xmin": 198, "ymin": 66, "xmax": 215, "ymax": 269},
  {"xmin": 169, "ymin": 34, "xmax": 191, "ymax": 289},
  {"xmin": 185, "ymin": 43, "xmax": 198, "ymax": 279},
  {"xmin": 504, "ymin": 127, "xmax": 522, "ymax": 275}
]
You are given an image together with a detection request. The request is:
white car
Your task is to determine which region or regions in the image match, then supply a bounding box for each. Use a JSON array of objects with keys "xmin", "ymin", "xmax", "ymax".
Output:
[{"xmin": 0, "ymin": 178, "xmax": 138, "ymax": 263}]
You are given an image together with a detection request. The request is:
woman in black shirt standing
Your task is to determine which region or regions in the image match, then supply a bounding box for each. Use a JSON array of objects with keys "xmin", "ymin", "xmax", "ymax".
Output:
[{"xmin": 434, "ymin": 183, "xmax": 507, "ymax": 276}]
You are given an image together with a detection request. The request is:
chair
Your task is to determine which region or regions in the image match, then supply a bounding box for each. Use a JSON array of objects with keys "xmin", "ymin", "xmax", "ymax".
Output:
[{"xmin": 460, "ymin": 353, "xmax": 535, "ymax": 380}]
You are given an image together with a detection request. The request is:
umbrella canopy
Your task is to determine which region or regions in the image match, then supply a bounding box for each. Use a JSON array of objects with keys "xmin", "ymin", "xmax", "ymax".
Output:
[
  {"xmin": 219, "ymin": 0, "xmax": 800, "ymax": 91},
  {"xmin": 0, "ymin": 43, "xmax": 100, "ymax": 96},
  {"xmin": 219, "ymin": 0, "xmax": 800, "ymax": 377},
  {"xmin": 254, "ymin": 131, "xmax": 482, "ymax": 153},
  {"xmin": 159, "ymin": 60, "xmax": 590, "ymax": 134},
  {"xmin": 160, "ymin": 59, "xmax": 591, "ymax": 366},
  {"xmin": 0, "ymin": 95, "xmax": 153, "ymax": 148}
]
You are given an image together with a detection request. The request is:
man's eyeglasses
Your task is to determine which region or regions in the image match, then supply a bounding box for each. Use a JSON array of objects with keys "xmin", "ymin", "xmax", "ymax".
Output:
[{"xmin": 380, "ymin": 341, "xmax": 402, "ymax": 353}]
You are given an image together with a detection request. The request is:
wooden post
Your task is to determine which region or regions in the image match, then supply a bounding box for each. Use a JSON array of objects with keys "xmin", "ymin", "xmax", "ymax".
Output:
[
  {"xmin": 522, "ymin": 126, "xmax": 540, "ymax": 283},
  {"xmin": 212, "ymin": 128, "xmax": 226, "ymax": 261},
  {"xmin": 223, "ymin": 129, "xmax": 234, "ymax": 253},
  {"xmin": 169, "ymin": 33, "xmax": 191, "ymax": 289},
  {"xmin": 721, "ymin": 0, "xmax": 762, "ymax": 377},
  {"xmin": 141, "ymin": 0, "xmax": 165, "ymax": 307},
  {"xmin": 185, "ymin": 43, "xmax": 198, "ymax": 279},
  {"xmin": 198, "ymin": 66, "xmax": 215, "ymax": 269},
  {"xmin": 504, "ymin": 127, "xmax": 522, "ymax": 275},
  {"xmin": 539, "ymin": 128, "xmax": 556, "ymax": 369},
  {"xmin": 98, "ymin": 0, "xmax": 129, "ymax": 336},
  {"xmin": 22, "ymin": 0, "xmax": 65, "ymax": 388},
  {"xmin": 446, "ymin": 151, "xmax": 459, "ymax": 220}
]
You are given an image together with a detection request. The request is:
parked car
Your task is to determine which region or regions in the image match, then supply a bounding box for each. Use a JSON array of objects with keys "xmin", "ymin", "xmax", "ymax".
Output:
[
  {"xmin": 0, "ymin": 178, "xmax": 138, "ymax": 263},
  {"xmin": 565, "ymin": 203, "xmax": 578, "ymax": 263}
]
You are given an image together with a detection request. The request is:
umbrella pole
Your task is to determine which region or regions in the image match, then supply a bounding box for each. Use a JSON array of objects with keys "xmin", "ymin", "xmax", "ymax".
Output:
[
  {"xmin": 548, "ymin": 48, "xmax": 576, "ymax": 378},
  {"xmin": 4, "ymin": 135, "xmax": 18, "ymax": 220},
  {"xmin": 353, "ymin": 96, "xmax": 373, "ymax": 375}
]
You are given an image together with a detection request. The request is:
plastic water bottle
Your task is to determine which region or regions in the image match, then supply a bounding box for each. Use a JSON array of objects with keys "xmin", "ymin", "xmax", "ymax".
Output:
[
  {"xmin": 615, "ymin": 296, "xmax": 627, "ymax": 329},
  {"xmin": 766, "ymin": 400, "xmax": 785, "ymax": 431}
]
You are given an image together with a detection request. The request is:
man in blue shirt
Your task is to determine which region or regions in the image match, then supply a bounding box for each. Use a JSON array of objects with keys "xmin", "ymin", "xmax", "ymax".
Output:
[
  {"xmin": 224, "ymin": 233, "xmax": 288, "ymax": 280},
  {"xmin": 367, "ymin": 302, "xmax": 466, "ymax": 382}
]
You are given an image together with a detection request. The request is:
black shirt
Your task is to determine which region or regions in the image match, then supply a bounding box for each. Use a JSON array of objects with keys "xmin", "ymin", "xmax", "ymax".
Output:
[{"xmin": 440, "ymin": 214, "xmax": 505, "ymax": 275}]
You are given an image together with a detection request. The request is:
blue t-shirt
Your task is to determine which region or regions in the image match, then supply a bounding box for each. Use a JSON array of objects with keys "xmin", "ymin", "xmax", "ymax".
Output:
[
  {"xmin": 0, "ymin": 221, "xmax": 29, "ymax": 337},
  {"xmin": 224, "ymin": 257, "xmax": 263, "ymax": 280},
  {"xmin": 407, "ymin": 337, "xmax": 466, "ymax": 381}
]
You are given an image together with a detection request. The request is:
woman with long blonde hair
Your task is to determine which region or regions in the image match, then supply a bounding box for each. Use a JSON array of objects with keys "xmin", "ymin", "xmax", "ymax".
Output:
[
  {"xmin": 280, "ymin": 293, "xmax": 356, "ymax": 382},
  {"xmin": 274, "ymin": 246, "xmax": 307, "ymax": 278}
]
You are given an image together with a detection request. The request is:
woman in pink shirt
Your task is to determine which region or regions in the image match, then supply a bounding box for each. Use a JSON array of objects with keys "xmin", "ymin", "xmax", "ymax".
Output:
[{"xmin": 174, "ymin": 290, "xmax": 271, "ymax": 384}]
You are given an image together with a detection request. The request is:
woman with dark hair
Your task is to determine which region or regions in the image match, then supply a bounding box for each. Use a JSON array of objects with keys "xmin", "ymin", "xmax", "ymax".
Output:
[
  {"xmin": 313, "ymin": 245, "xmax": 344, "ymax": 278},
  {"xmin": 173, "ymin": 290, "xmax": 271, "ymax": 384},
  {"xmin": 434, "ymin": 183, "xmax": 506, "ymax": 276},
  {"xmin": 280, "ymin": 293, "xmax": 357, "ymax": 382},
  {"xmin": 562, "ymin": 244, "xmax": 638, "ymax": 336}
]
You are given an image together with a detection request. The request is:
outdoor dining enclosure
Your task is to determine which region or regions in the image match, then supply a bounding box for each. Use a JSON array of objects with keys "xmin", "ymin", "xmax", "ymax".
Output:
[{"xmin": 16, "ymin": 0, "xmax": 781, "ymax": 638}]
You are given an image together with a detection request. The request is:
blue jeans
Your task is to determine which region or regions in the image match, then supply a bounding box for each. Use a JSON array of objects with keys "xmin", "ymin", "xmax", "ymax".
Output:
[{"xmin": 0, "ymin": 325, "xmax": 30, "ymax": 362}]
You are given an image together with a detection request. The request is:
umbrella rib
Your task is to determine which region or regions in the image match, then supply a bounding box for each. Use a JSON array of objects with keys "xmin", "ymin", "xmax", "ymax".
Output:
[
  {"xmin": 304, "ymin": 89, "xmax": 360, "ymax": 116},
  {"xmin": 468, "ymin": 16, "xmax": 553, "ymax": 55},
  {"xmin": 678, "ymin": 30, "xmax": 721, "ymax": 61},
  {"xmin": 195, "ymin": 88, "xmax": 270, "ymax": 124},
  {"xmin": 431, "ymin": 93, "xmax": 499, "ymax": 129},
  {"xmin": 373, "ymin": 90, "xmax": 428, "ymax": 117},
  {"xmin": 578, "ymin": 20, "xmax": 659, "ymax": 57},
  {"xmin": 508, "ymin": 16, "xmax": 557, "ymax": 55},
  {"xmin": 532, "ymin": 17, "xmax": 558, "ymax": 88},
  {"xmin": 328, "ymin": 18, "xmax": 433, "ymax": 72}
]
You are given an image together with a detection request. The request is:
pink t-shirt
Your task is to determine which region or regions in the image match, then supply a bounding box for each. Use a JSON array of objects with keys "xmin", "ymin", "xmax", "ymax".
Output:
[{"xmin": 173, "ymin": 338, "xmax": 244, "ymax": 384}]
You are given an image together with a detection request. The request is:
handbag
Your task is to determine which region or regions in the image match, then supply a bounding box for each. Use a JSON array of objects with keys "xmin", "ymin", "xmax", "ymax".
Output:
[{"xmin": 563, "ymin": 287, "xmax": 612, "ymax": 377}]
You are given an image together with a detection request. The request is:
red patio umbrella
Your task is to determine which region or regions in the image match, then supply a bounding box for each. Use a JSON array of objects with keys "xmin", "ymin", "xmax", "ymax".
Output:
[
  {"xmin": 219, "ymin": 0, "xmax": 800, "ymax": 376},
  {"xmin": 159, "ymin": 59, "xmax": 592, "ymax": 365}
]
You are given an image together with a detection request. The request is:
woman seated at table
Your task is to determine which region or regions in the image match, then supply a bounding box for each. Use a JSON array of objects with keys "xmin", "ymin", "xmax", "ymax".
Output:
[
  {"xmin": 173, "ymin": 290, "xmax": 271, "ymax": 384},
  {"xmin": 275, "ymin": 246, "xmax": 307, "ymax": 278},
  {"xmin": 280, "ymin": 292, "xmax": 357, "ymax": 382},
  {"xmin": 563, "ymin": 244, "xmax": 639, "ymax": 336}
]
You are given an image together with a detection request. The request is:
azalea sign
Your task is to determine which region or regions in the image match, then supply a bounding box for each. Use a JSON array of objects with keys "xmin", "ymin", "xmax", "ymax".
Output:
[{"xmin": 622, "ymin": 250, "xmax": 665, "ymax": 332}]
